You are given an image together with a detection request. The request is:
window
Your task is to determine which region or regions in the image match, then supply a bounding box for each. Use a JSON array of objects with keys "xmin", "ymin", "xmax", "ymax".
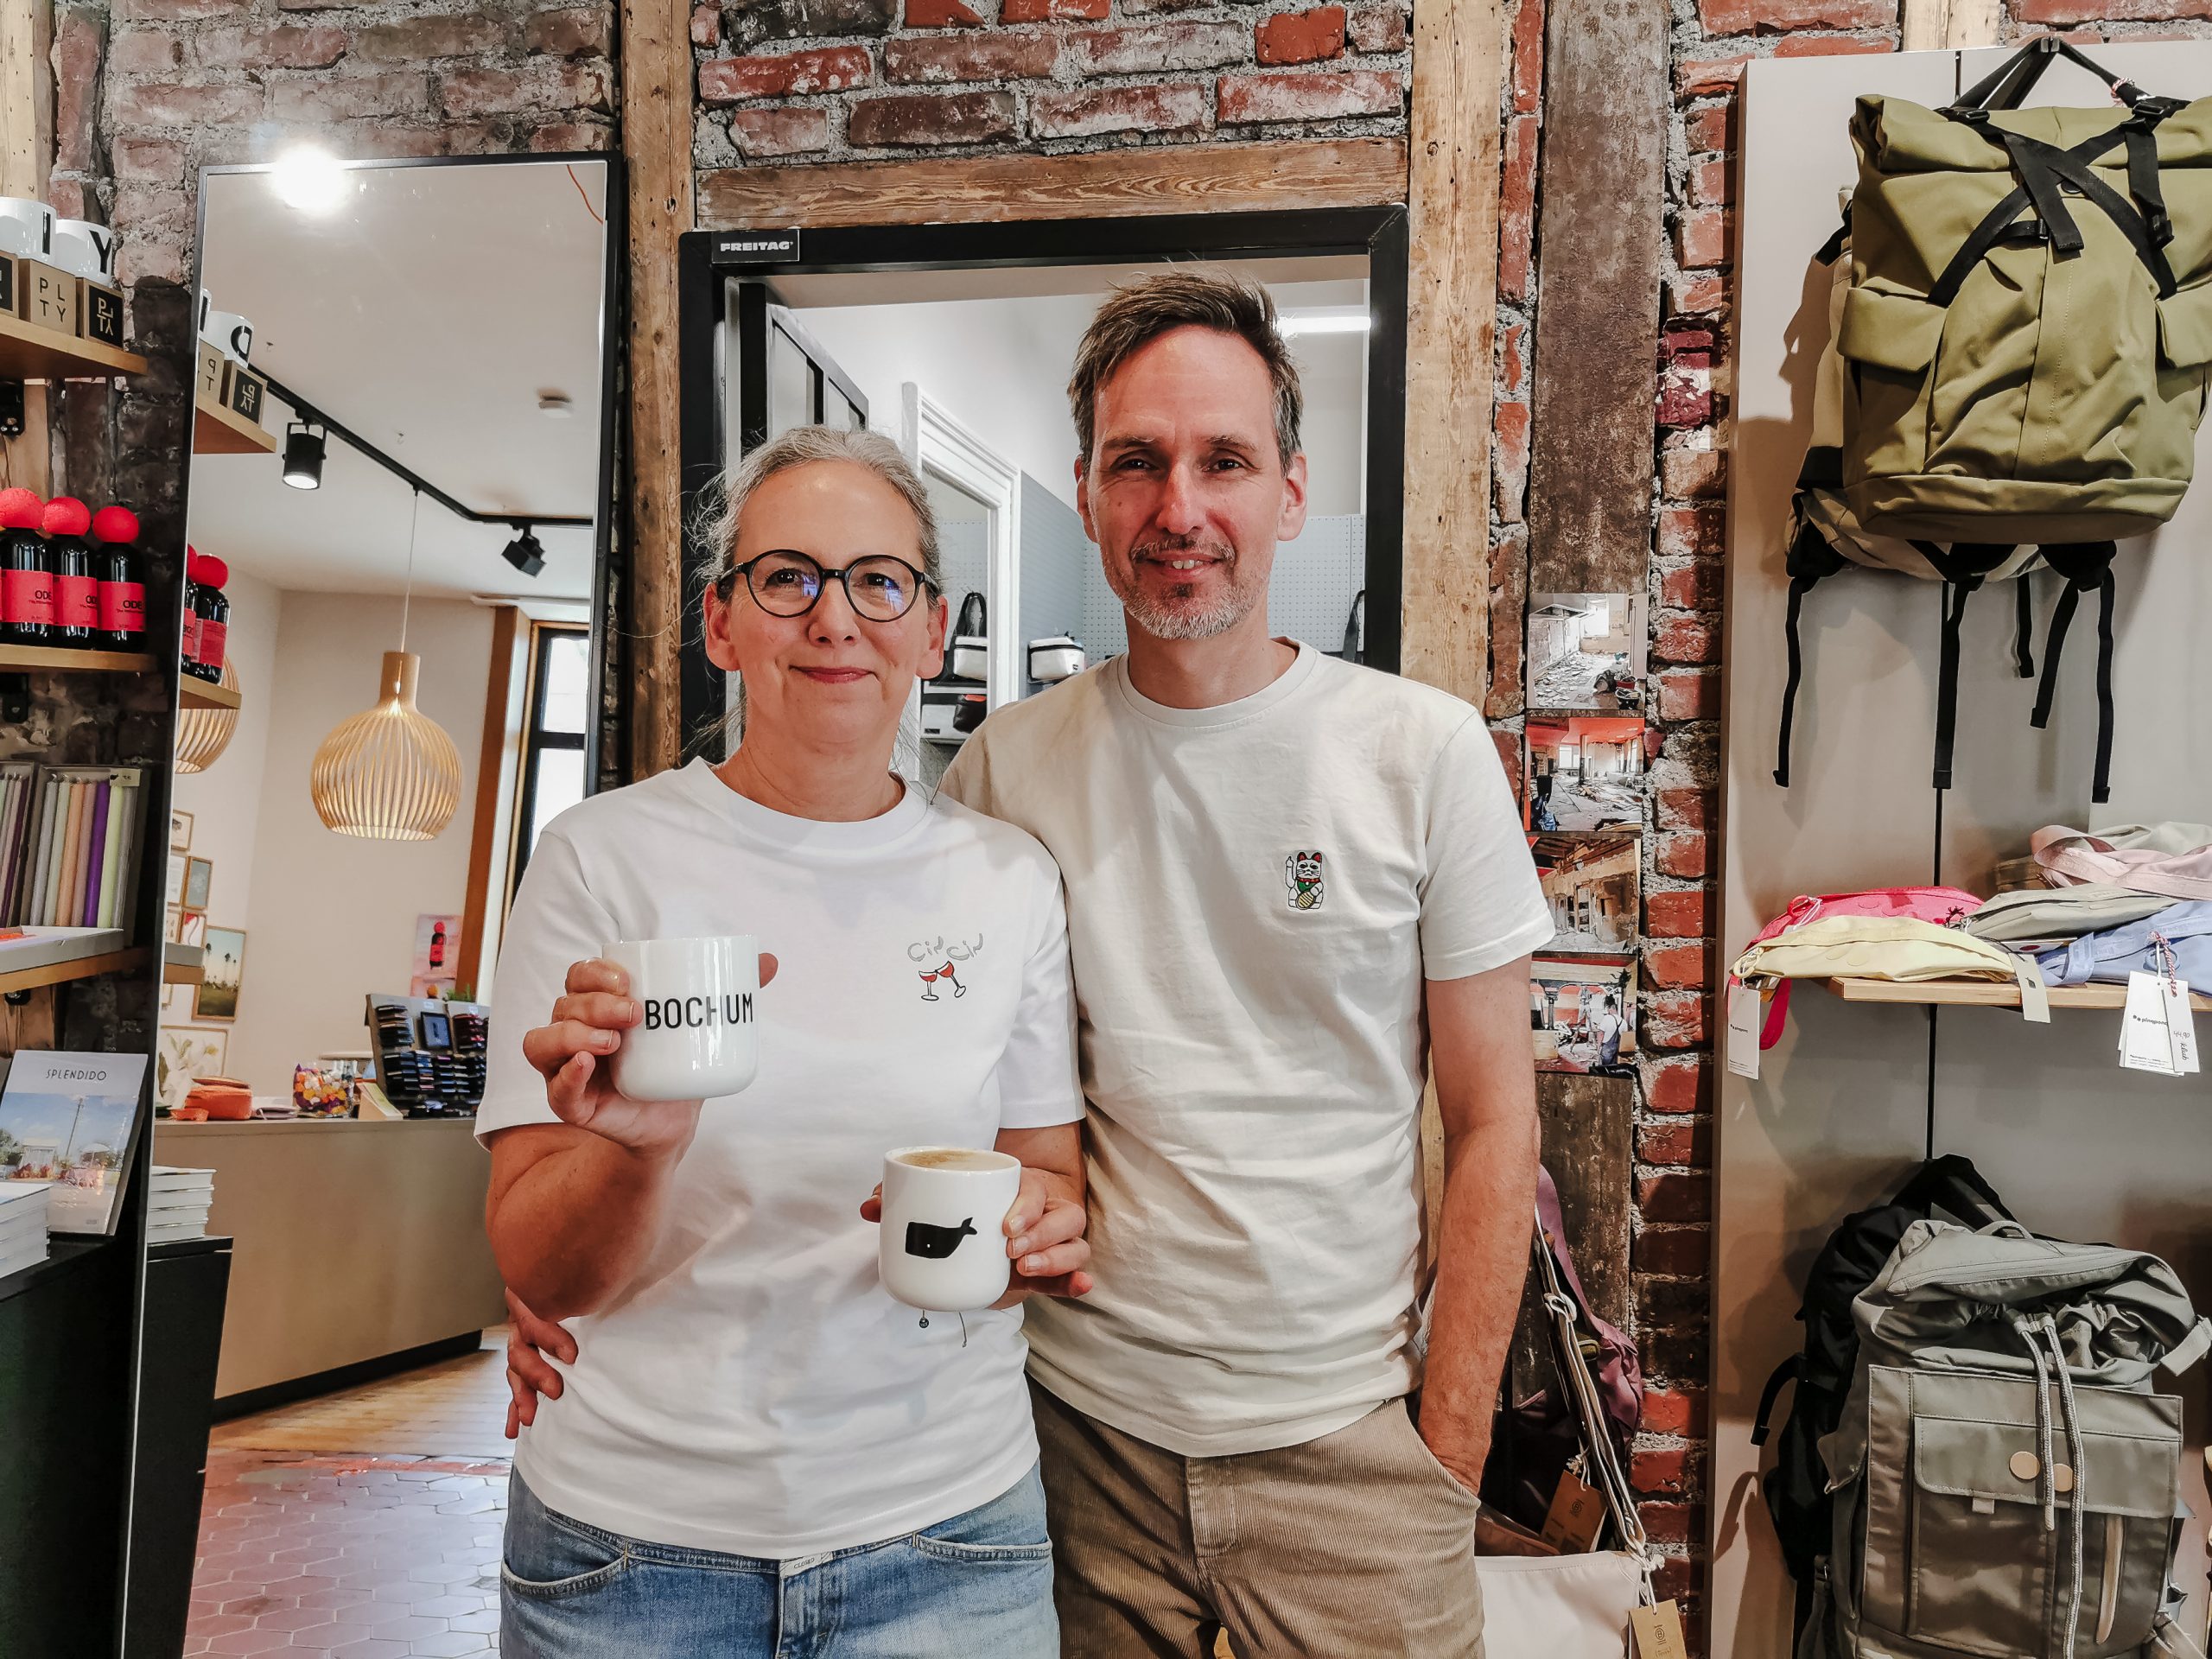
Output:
[{"xmin": 509, "ymin": 624, "xmax": 589, "ymax": 899}]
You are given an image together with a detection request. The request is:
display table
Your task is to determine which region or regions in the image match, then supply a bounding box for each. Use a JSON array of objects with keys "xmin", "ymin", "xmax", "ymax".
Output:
[{"xmin": 151, "ymin": 1116, "xmax": 505, "ymax": 1404}]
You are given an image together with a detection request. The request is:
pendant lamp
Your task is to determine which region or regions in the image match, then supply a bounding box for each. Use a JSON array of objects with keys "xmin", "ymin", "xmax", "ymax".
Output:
[
  {"xmin": 175, "ymin": 660, "xmax": 240, "ymax": 773},
  {"xmin": 309, "ymin": 490, "xmax": 461, "ymax": 840}
]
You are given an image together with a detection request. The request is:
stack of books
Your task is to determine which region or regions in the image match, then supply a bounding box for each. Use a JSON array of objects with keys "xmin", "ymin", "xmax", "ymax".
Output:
[
  {"xmin": 0, "ymin": 762, "xmax": 148, "ymax": 931},
  {"xmin": 0, "ymin": 1181, "xmax": 52, "ymax": 1277},
  {"xmin": 145, "ymin": 1166, "xmax": 215, "ymax": 1244}
]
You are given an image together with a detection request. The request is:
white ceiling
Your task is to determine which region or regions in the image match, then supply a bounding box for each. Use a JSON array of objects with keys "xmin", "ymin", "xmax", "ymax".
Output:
[{"xmin": 188, "ymin": 158, "xmax": 612, "ymax": 601}]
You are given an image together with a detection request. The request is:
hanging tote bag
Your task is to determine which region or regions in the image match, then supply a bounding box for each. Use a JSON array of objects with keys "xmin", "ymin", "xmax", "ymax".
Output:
[
  {"xmin": 1471, "ymin": 1216, "xmax": 1656, "ymax": 1654},
  {"xmin": 940, "ymin": 591, "xmax": 988, "ymax": 684}
]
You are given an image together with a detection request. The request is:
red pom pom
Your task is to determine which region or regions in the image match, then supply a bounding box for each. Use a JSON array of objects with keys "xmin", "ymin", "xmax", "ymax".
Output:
[
  {"xmin": 0, "ymin": 487, "xmax": 43, "ymax": 531},
  {"xmin": 91, "ymin": 505, "xmax": 139, "ymax": 543},
  {"xmin": 40, "ymin": 497, "xmax": 91, "ymax": 537},
  {"xmin": 197, "ymin": 556, "xmax": 229, "ymax": 588}
]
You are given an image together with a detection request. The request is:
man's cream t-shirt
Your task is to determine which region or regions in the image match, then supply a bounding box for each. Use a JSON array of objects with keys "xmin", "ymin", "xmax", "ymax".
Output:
[{"xmin": 939, "ymin": 643, "xmax": 1552, "ymax": 1457}]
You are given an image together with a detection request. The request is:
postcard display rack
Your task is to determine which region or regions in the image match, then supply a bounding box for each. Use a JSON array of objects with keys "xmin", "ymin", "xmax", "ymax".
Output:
[
  {"xmin": 0, "ymin": 305, "xmax": 214, "ymax": 1654},
  {"xmin": 1708, "ymin": 42, "xmax": 2212, "ymax": 1656},
  {"xmin": 365, "ymin": 994, "xmax": 490, "ymax": 1116}
]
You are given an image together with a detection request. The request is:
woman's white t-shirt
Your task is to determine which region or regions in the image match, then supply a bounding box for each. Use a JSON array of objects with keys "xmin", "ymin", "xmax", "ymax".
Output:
[{"xmin": 474, "ymin": 759, "xmax": 1082, "ymax": 1559}]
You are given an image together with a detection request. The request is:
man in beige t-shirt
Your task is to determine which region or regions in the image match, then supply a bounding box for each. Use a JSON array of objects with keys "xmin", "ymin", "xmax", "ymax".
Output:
[{"xmin": 938, "ymin": 271, "xmax": 1550, "ymax": 1656}]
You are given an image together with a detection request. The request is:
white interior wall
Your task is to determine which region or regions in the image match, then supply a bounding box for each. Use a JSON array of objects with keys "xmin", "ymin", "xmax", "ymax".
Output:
[
  {"xmin": 205, "ymin": 593, "xmax": 491, "ymax": 1096},
  {"xmin": 1715, "ymin": 43, "xmax": 2212, "ymax": 1655}
]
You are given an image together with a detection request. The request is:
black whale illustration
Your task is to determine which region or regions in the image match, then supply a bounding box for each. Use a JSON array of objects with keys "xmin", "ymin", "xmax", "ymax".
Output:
[{"xmin": 905, "ymin": 1217, "xmax": 977, "ymax": 1259}]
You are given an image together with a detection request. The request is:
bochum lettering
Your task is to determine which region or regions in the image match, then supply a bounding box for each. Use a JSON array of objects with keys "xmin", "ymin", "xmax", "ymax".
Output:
[{"xmin": 640, "ymin": 993, "xmax": 755, "ymax": 1032}]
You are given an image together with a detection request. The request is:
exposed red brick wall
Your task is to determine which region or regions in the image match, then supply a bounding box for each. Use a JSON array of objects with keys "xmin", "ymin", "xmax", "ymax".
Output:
[{"xmin": 690, "ymin": 0, "xmax": 1413, "ymax": 166}]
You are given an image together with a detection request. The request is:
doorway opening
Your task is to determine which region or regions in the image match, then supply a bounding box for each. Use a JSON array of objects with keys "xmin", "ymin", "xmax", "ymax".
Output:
[{"xmin": 676, "ymin": 210, "xmax": 1408, "ymax": 782}]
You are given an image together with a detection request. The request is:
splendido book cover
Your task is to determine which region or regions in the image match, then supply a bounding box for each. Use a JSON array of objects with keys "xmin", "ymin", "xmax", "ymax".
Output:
[{"xmin": 0, "ymin": 1050, "xmax": 151, "ymax": 1235}]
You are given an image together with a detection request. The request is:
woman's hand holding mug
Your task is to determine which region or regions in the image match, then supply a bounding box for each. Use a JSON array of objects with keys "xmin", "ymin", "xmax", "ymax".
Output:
[{"xmin": 522, "ymin": 950, "xmax": 779, "ymax": 1160}]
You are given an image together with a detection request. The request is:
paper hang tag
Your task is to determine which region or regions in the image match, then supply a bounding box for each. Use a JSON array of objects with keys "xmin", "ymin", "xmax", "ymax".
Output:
[
  {"xmin": 1539, "ymin": 1466, "xmax": 1607, "ymax": 1553},
  {"xmin": 2120, "ymin": 971, "xmax": 2183, "ymax": 1076},
  {"xmin": 2164, "ymin": 976, "xmax": 2199, "ymax": 1075},
  {"xmin": 1726, "ymin": 982, "xmax": 1762, "ymax": 1079},
  {"xmin": 1631, "ymin": 1599, "xmax": 1689, "ymax": 1659}
]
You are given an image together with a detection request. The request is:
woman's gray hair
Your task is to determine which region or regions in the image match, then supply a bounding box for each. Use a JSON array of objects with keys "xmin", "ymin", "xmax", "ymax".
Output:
[{"xmin": 691, "ymin": 423, "xmax": 943, "ymax": 599}]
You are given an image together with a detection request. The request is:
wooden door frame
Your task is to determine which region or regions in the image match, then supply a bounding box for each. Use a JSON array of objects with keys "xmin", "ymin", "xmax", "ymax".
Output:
[{"xmin": 624, "ymin": 11, "xmax": 1504, "ymax": 773}]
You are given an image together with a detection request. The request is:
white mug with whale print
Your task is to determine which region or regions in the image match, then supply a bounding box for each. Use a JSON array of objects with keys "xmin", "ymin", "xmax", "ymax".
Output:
[
  {"xmin": 600, "ymin": 935, "xmax": 759, "ymax": 1103},
  {"xmin": 878, "ymin": 1147, "xmax": 1022, "ymax": 1312}
]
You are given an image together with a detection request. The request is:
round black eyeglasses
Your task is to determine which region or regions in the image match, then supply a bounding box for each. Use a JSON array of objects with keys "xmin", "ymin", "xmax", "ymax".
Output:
[{"xmin": 728, "ymin": 550, "xmax": 933, "ymax": 622}]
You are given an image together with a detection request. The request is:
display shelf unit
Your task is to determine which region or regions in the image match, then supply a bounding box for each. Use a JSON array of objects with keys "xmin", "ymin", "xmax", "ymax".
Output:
[
  {"xmin": 192, "ymin": 393, "xmax": 275, "ymax": 456},
  {"xmin": 178, "ymin": 676, "xmax": 240, "ymax": 711},
  {"xmin": 0, "ymin": 944, "xmax": 149, "ymax": 996},
  {"xmin": 0, "ymin": 644, "xmax": 157, "ymax": 675},
  {"xmin": 1816, "ymin": 977, "xmax": 2212, "ymax": 1014},
  {"xmin": 0, "ymin": 314, "xmax": 148, "ymax": 381},
  {"xmin": 0, "ymin": 1236, "xmax": 106, "ymax": 1307}
]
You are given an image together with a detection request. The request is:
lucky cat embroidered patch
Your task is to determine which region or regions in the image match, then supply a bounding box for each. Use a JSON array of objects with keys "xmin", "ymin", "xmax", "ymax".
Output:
[{"xmin": 1285, "ymin": 849, "xmax": 1325, "ymax": 911}]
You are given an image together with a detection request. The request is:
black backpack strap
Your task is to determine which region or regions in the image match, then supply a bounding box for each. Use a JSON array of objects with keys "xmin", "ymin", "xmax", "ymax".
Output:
[
  {"xmin": 1751, "ymin": 1356, "xmax": 1800, "ymax": 1446},
  {"xmin": 1774, "ymin": 515, "xmax": 1852, "ymax": 788},
  {"xmin": 1921, "ymin": 545, "xmax": 2017, "ymax": 793},
  {"xmin": 2013, "ymin": 569, "xmax": 2037, "ymax": 680},
  {"xmin": 1952, "ymin": 35, "xmax": 2164, "ymax": 116},
  {"xmin": 2033, "ymin": 543, "xmax": 2120, "ymax": 805},
  {"xmin": 1896, "ymin": 1153, "xmax": 2015, "ymax": 1228}
]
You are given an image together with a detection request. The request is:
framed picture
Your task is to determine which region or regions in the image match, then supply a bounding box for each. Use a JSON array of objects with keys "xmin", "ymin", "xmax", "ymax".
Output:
[
  {"xmin": 177, "ymin": 912, "xmax": 207, "ymax": 950},
  {"xmin": 194, "ymin": 927, "xmax": 246, "ymax": 1022},
  {"xmin": 165, "ymin": 853, "xmax": 185, "ymax": 907},
  {"xmin": 168, "ymin": 809, "xmax": 194, "ymax": 854},
  {"xmin": 1528, "ymin": 833, "xmax": 1641, "ymax": 957},
  {"xmin": 1527, "ymin": 592, "xmax": 1649, "ymax": 714},
  {"xmin": 183, "ymin": 856, "xmax": 213, "ymax": 912},
  {"xmin": 156, "ymin": 1027, "xmax": 227, "ymax": 1111},
  {"xmin": 1530, "ymin": 957, "xmax": 1637, "ymax": 1076},
  {"xmin": 1524, "ymin": 716, "xmax": 1647, "ymax": 834},
  {"xmin": 165, "ymin": 904, "xmax": 180, "ymax": 944}
]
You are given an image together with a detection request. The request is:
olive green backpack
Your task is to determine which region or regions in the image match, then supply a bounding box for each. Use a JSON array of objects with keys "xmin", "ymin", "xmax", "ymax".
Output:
[{"xmin": 1777, "ymin": 38, "xmax": 2212, "ymax": 805}]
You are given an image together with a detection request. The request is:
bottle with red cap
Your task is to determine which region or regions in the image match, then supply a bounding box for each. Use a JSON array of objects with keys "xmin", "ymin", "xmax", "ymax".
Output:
[
  {"xmin": 41, "ymin": 497, "xmax": 96, "ymax": 648},
  {"xmin": 180, "ymin": 547, "xmax": 205, "ymax": 677},
  {"xmin": 91, "ymin": 506, "xmax": 145, "ymax": 652},
  {"xmin": 0, "ymin": 488, "xmax": 51, "ymax": 646},
  {"xmin": 189, "ymin": 552, "xmax": 229, "ymax": 682}
]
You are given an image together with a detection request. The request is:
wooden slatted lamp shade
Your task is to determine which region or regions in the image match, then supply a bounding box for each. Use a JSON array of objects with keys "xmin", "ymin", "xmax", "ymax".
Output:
[
  {"xmin": 309, "ymin": 649, "xmax": 461, "ymax": 840},
  {"xmin": 175, "ymin": 661, "xmax": 240, "ymax": 773}
]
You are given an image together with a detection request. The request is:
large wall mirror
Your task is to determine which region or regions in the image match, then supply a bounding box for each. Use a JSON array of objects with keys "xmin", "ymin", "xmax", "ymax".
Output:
[{"xmin": 122, "ymin": 151, "xmax": 617, "ymax": 1656}]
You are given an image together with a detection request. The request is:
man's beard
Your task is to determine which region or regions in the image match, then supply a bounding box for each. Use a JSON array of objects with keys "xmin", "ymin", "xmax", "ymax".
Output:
[{"xmin": 1106, "ymin": 535, "xmax": 1266, "ymax": 643}]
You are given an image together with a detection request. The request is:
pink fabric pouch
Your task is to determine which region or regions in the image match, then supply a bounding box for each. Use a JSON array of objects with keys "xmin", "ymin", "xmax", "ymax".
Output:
[{"xmin": 1734, "ymin": 887, "xmax": 1984, "ymax": 1046}]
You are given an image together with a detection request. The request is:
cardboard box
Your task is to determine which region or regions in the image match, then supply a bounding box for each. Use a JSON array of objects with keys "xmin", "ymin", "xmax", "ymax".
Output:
[
  {"xmin": 225, "ymin": 365, "xmax": 264, "ymax": 425},
  {"xmin": 14, "ymin": 259, "xmax": 77, "ymax": 337},
  {"xmin": 81, "ymin": 280, "xmax": 124, "ymax": 350},
  {"xmin": 195, "ymin": 339, "xmax": 227, "ymax": 404}
]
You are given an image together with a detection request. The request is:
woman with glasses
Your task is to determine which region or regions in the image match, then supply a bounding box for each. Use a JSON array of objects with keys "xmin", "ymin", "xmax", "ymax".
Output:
[{"xmin": 476, "ymin": 425, "xmax": 1089, "ymax": 1656}]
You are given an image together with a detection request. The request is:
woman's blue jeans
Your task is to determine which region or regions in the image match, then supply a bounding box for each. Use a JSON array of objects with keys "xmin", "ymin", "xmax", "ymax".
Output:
[{"xmin": 499, "ymin": 1465, "xmax": 1058, "ymax": 1657}]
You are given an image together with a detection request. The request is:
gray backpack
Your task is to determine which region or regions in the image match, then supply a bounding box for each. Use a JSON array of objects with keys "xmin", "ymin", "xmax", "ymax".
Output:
[{"xmin": 1805, "ymin": 1219, "xmax": 2212, "ymax": 1659}]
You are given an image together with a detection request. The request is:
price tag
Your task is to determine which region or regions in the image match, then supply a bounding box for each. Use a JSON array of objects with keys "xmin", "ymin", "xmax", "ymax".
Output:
[
  {"xmin": 1726, "ymin": 982, "xmax": 1763, "ymax": 1079},
  {"xmin": 1539, "ymin": 1467, "xmax": 1605, "ymax": 1552},
  {"xmin": 1631, "ymin": 1599, "xmax": 1689, "ymax": 1659},
  {"xmin": 2120, "ymin": 971, "xmax": 2181, "ymax": 1076},
  {"xmin": 2163, "ymin": 976, "xmax": 2198, "ymax": 1075}
]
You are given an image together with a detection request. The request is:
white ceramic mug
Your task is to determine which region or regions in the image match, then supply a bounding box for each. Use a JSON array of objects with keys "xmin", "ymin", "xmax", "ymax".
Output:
[
  {"xmin": 203, "ymin": 308, "xmax": 253, "ymax": 364},
  {"xmin": 878, "ymin": 1147, "xmax": 1022, "ymax": 1312},
  {"xmin": 600, "ymin": 936, "xmax": 759, "ymax": 1103},
  {"xmin": 50, "ymin": 219, "xmax": 115, "ymax": 281},
  {"xmin": 0, "ymin": 197, "xmax": 53, "ymax": 259}
]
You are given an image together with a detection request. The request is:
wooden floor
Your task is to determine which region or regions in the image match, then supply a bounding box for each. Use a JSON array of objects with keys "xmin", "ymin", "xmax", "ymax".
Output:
[
  {"xmin": 188, "ymin": 1329, "xmax": 512, "ymax": 1657},
  {"xmin": 211, "ymin": 1334, "xmax": 516, "ymax": 1460}
]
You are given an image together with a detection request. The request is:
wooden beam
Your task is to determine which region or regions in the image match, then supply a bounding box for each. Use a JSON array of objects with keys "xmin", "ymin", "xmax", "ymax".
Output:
[
  {"xmin": 1525, "ymin": 0, "xmax": 1669, "ymax": 596},
  {"xmin": 1399, "ymin": 0, "xmax": 1504, "ymax": 705},
  {"xmin": 1900, "ymin": 0, "xmax": 2001, "ymax": 51},
  {"xmin": 698, "ymin": 138, "xmax": 1408, "ymax": 230},
  {"xmin": 1511, "ymin": 1072, "xmax": 1634, "ymax": 1401},
  {"xmin": 621, "ymin": 0, "xmax": 693, "ymax": 782}
]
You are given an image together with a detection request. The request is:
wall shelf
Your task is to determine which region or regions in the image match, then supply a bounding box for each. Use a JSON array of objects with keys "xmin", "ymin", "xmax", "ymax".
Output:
[
  {"xmin": 162, "ymin": 944, "xmax": 204, "ymax": 986},
  {"xmin": 0, "ymin": 644, "xmax": 156, "ymax": 675},
  {"xmin": 177, "ymin": 677, "xmax": 240, "ymax": 711},
  {"xmin": 0, "ymin": 944, "xmax": 148, "ymax": 996},
  {"xmin": 192, "ymin": 394, "xmax": 276, "ymax": 456},
  {"xmin": 1816, "ymin": 977, "xmax": 2212, "ymax": 1014},
  {"xmin": 0, "ymin": 314, "xmax": 147, "ymax": 381}
]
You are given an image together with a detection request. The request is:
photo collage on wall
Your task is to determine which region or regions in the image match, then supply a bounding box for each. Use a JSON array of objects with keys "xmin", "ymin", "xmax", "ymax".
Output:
[{"xmin": 1523, "ymin": 594, "xmax": 1648, "ymax": 1076}]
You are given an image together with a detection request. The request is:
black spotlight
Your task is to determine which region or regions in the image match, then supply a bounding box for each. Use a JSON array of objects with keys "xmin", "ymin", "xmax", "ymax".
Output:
[
  {"xmin": 282, "ymin": 422, "xmax": 325, "ymax": 490},
  {"xmin": 502, "ymin": 525, "xmax": 545, "ymax": 578}
]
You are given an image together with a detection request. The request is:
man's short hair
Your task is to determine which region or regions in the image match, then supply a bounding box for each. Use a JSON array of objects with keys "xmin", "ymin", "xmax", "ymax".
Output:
[{"xmin": 1068, "ymin": 269, "xmax": 1305, "ymax": 467}]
